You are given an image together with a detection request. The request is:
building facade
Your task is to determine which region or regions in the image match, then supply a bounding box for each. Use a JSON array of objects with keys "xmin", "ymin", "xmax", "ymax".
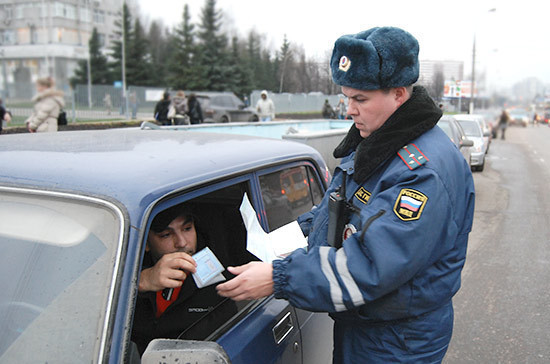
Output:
[
  {"xmin": 0, "ymin": 0, "xmax": 129, "ymax": 100},
  {"xmin": 419, "ymin": 60, "xmax": 464, "ymax": 88}
]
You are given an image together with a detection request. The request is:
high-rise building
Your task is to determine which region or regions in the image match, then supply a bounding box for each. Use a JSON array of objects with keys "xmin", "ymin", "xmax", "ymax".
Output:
[
  {"xmin": 419, "ymin": 60, "xmax": 464, "ymax": 87},
  {"xmin": 0, "ymin": 0, "xmax": 129, "ymax": 99}
]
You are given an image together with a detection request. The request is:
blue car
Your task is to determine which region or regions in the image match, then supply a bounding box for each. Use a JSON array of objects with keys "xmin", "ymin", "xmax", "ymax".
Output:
[{"xmin": 0, "ymin": 129, "xmax": 333, "ymax": 363}]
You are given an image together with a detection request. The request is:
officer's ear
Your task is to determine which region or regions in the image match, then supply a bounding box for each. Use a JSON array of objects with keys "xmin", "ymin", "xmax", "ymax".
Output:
[{"xmin": 393, "ymin": 87, "xmax": 409, "ymax": 107}]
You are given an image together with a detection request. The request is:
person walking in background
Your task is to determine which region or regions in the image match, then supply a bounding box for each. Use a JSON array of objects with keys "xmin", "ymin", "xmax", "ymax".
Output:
[
  {"xmin": 498, "ymin": 109, "xmax": 510, "ymax": 140},
  {"xmin": 322, "ymin": 99, "xmax": 335, "ymax": 119},
  {"xmin": 187, "ymin": 93, "xmax": 203, "ymax": 125},
  {"xmin": 25, "ymin": 77, "xmax": 64, "ymax": 133},
  {"xmin": 336, "ymin": 97, "xmax": 347, "ymax": 119},
  {"xmin": 256, "ymin": 90, "xmax": 275, "ymax": 121},
  {"xmin": 217, "ymin": 26, "xmax": 475, "ymax": 363},
  {"xmin": 0, "ymin": 98, "xmax": 11, "ymax": 134},
  {"xmin": 103, "ymin": 93, "xmax": 112, "ymax": 115},
  {"xmin": 168, "ymin": 90, "xmax": 189, "ymax": 125},
  {"xmin": 129, "ymin": 91, "xmax": 138, "ymax": 119},
  {"xmin": 154, "ymin": 91, "xmax": 171, "ymax": 125}
]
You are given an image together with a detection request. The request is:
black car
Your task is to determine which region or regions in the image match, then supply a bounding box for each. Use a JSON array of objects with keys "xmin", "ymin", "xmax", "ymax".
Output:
[{"xmin": 196, "ymin": 92, "xmax": 259, "ymax": 123}]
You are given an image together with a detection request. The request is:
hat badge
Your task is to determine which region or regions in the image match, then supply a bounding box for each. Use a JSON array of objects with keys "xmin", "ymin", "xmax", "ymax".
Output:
[{"xmin": 339, "ymin": 56, "xmax": 351, "ymax": 72}]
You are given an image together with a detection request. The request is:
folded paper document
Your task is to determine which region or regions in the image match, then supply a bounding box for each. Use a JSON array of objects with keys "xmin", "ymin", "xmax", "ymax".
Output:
[{"xmin": 239, "ymin": 193, "xmax": 307, "ymax": 262}]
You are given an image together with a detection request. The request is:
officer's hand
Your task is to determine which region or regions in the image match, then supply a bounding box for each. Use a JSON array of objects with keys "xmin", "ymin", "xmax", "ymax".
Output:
[
  {"xmin": 216, "ymin": 262, "xmax": 273, "ymax": 301},
  {"xmin": 138, "ymin": 252, "xmax": 196, "ymax": 293}
]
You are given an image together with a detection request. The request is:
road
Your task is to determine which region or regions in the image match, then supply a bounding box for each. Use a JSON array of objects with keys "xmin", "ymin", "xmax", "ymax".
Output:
[{"xmin": 444, "ymin": 124, "xmax": 550, "ymax": 363}]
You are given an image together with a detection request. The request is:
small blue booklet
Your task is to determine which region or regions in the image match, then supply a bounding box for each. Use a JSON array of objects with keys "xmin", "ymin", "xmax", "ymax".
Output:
[{"xmin": 192, "ymin": 247, "xmax": 226, "ymax": 288}]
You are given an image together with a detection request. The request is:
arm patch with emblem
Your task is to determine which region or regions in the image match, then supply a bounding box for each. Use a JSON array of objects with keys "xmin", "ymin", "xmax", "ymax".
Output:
[{"xmin": 393, "ymin": 188, "xmax": 428, "ymax": 221}]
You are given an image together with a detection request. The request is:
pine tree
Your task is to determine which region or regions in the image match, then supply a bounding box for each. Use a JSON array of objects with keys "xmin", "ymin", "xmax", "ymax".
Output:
[
  {"xmin": 126, "ymin": 18, "xmax": 153, "ymax": 86},
  {"xmin": 169, "ymin": 4, "xmax": 198, "ymax": 90},
  {"xmin": 195, "ymin": 0, "xmax": 232, "ymax": 91},
  {"xmin": 109, "ymin": 3, "xmax": 132, "ymax": 85},
  {"xmin": 148, "ymin": 20, "xmax": 170, "ymax": 86},
  {"xmin": 70, "ymin": 28, "xmax": 111, "ymax": 87}
]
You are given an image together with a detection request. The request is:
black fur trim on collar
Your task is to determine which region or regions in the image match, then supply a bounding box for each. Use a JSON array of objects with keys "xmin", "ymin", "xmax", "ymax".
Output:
[{"xmin": 333, "ymin": 86, "xmax": 442, "ymax": 183}]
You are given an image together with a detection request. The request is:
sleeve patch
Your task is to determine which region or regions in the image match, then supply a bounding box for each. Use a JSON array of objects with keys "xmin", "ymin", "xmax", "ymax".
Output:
[{"xmin": 393, "ymin": 188, "xmax": 428, "ymax": 221}]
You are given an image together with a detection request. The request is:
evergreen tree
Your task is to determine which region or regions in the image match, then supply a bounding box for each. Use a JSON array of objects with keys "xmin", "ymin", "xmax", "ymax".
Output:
[
  {"xmin": 168, "ymin": 4, "xmax": 198, "ymax": 90},
  {"xmin": 109, "ymin": 3, "xmax": 133, "ymax": 85},
  {"xmin": 228, "ymin": 36, "xmax": 253, "ymax": 97},
  {"xmin": 277, "ymin": 35, "xmax": 292, "ymax": 93},
  {"xmin": 195, "ymin": 0, "xmax": 232, "ymax": 91},
  {"xmin": 148, "ymin": 20, "xmax": 170, "ymax": 85},
  {"xmin": 70, "ymin": 28, "xmax": 111, "ymax": 87},
  {"xmin": 126, "ymin": 18, "xmax": 153, "ymax": 86}
]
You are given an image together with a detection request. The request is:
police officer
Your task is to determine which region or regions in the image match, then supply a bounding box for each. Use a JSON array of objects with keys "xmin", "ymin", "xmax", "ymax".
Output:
[{"xmin": 217, "ymin": 26, "xmax": 475, "ymax": 364}]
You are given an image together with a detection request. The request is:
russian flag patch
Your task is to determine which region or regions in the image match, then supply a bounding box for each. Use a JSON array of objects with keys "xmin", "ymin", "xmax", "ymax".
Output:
[{"xmin": 393, "ymin": 188, "xmax": 428, "ymax": 221}]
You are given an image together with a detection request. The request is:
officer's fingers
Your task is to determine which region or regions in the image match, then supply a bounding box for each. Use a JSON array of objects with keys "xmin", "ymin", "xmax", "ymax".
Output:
[{"xmin": 226, "ymin": 263, "xmax": 252, "ymax": 276}]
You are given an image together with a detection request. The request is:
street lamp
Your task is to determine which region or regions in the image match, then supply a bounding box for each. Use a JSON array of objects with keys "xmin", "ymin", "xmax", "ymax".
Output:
[{"xmin": 469, "ymin": 7, "xmax": 496, "ymax": 114}]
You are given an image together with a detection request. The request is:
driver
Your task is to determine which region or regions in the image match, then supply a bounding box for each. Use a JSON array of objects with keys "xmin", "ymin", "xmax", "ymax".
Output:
[{"xmin": 131, "ymin": 204, "xmax": 237, "ymax": 355}]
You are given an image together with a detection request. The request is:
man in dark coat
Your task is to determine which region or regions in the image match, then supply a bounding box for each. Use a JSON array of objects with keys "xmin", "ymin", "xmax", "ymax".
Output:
[
  {"xmin": 131, "ymin": 204, "xmax": 237, "ymax": 355},
  {"xmin": 154, "ymin": 91, "xmax": 171, "ymax": 125}
]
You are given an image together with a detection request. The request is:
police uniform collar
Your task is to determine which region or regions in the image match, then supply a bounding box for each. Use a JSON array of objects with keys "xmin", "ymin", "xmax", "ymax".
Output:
[{"xmin": 333, "ymin": 86, "xmax": 442, "ymax": 183}]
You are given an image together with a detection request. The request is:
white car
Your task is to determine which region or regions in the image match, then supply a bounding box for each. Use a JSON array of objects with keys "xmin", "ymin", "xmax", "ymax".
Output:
[
  {"xmin": 455, "ymin": 114, "xmax": 491, "ymax": 153},
  {"xmin": 455, "ymin": 116, "xmax": 488, "ymax": 172}
]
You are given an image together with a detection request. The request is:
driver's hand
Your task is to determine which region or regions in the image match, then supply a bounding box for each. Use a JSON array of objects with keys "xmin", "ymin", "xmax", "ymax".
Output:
[{"xmin": 138, "ymin": 252, "xmax": 197, "ymax": 292}]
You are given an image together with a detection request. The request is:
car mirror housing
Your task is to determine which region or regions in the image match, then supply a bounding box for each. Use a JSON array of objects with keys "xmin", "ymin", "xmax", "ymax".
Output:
[
  {"xmin": 142, "ymin": 340, "xmax": 232, "ymax": 364},
  {"xmin": 460, "ymin": 139, "xmax": 474, "ymax": 148}
]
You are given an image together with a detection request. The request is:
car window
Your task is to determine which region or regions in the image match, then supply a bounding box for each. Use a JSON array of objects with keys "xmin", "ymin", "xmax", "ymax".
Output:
[
  {"xmin": 133, "ymin": 181, "xmax": 258, "ymax": 353},
  {"xmin": 259, "ymin": 165, "xmax": 324, "ymax": 231},
  {"xmin": 0, "ymin": 189, "xmax": 123, "ymax": 363},
  {"xmin": 457, "ymin": 120, "xmax": 482, "ymax": 137}
]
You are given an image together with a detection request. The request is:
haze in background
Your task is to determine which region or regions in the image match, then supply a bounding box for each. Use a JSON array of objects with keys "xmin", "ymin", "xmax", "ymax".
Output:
[{"xmin": 138, "ymin": 0, "xmax": 550, "ymax": 91}]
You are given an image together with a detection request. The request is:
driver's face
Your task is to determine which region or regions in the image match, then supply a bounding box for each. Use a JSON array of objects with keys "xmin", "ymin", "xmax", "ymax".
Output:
[{"xmin": 146, "ymin": 216, "xmax": 197, "ymax": 261}]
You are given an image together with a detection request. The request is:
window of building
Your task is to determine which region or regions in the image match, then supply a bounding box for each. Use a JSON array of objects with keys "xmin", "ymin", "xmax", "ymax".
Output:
[
  {"xmin": 3, "ymin": 30, "xmax": 16, "ymax": 45},
  {"xmin": 93, "ymin": 9, "xmax": 104, "ymax": 24}
]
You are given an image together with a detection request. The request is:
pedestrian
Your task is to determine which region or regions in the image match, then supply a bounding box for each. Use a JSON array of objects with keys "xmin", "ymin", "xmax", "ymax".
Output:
[
  {"xmin": 0, "ymin": 98, "xmax": 11, "ymax": 134},
  {"xmin": 498, "ymin": 109, "xmax": 510, "ymax": 140},
  {"xmin": 129, "ymin": 91, "xmax": 138, "ymax": 119},
  {"xmin": 168, "ymin": 90, "xmax": 189, "ymax": 125},
  {"xmin": 25, "ymin": 76, "xmax": 64, "ymax": 133},
  {"xmin": 103, "ymin": 93, "xmax": 112, "ymax": 115},
  {"xmin": 256, "ymin": 90, "xmax": 275, "ymax": 121},
  {"xmin": 154, "ymin": 91, "xmax": 171, "ymax": 126},
  {"xmin": 336, "ymin": 97, "xmax": 347, "ymax": 119},
  {"xmin": 187, "ymin": 93, "xmax": 203, "ymax": 125},
  {"xmin": 322, "ymin": 99, "xmax": 335, "ymax": 119},
  {"xmin": 217, "ymin": 26, "xmax": 475, "ymax": 364}
]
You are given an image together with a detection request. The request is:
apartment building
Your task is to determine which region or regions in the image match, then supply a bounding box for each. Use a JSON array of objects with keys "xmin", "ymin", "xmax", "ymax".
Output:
[{"xmin": 0, "ymin": 0, "xmax": 129, "ymax": 99}]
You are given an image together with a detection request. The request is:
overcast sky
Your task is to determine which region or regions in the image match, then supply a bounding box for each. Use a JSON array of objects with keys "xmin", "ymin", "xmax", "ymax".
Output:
[{"xmin": 138, "ymin": 0, "xmax": 550, "ymax": 92}]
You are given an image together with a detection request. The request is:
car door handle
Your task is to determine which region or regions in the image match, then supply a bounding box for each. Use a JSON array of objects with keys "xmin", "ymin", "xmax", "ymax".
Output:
[{"xmin": 272, "ymin": 311, "xmax": 294, "ymax": 345}]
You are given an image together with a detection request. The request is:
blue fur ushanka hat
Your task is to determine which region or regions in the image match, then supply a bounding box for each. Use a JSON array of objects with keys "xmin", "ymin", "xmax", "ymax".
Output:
[{"xmin": 331, "ymin": 27, "xmax": 419, "ymax": 90}]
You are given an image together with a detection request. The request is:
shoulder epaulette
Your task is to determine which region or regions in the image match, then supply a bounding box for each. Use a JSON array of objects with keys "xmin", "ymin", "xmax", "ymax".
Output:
[{"xmin": 397, "ymin": 143, "xmax": 429, "ymax": 170}]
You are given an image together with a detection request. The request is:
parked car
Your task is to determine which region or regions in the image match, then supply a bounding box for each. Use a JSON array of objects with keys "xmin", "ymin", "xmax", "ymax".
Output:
[
  {"xmin": 508, "ymin": 108, "xmax": 529, "ymax": 127},
  {"xmin": 455, "ymin": 113, "xmax": 492, "ymax": 153},
  {"xmin": 437, "ymin": 115, "xmax": 474, "ymax": 168},
  {"xmin": 455, "ymin": 117, "xmax": 488, "ymax": 171},
  {"xmin": 0, "ymin": 129, "xmax": 333, "ymax": 364},
  {"xmin": 196, "ymin": 92, "xmax": 259, "ymax": 123}
]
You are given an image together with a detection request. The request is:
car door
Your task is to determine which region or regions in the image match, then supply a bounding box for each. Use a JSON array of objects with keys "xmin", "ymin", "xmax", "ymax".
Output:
[{"xmin": 140, "ymin": 173, "xmax": 304, "ymax": 364}]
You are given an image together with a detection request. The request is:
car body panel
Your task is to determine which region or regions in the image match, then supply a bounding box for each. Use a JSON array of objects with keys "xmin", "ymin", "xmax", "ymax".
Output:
[
  {"xmin": 437, "ymin": 115, "xmax": 473, "ymax": 167},
  {"xmin": 455, "ymin": 113, "xmax": 491, "ymax": 153},
  {"xmin": 0, "ymin": 130, "xmax": 332, "ymax": 363},
  {"xmin": 455, "ymin": 117, "xmax": 487, "ymax": 171}
]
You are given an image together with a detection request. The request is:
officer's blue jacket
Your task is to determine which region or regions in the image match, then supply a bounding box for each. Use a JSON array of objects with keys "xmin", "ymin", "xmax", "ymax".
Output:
[{"xmin": 272, "ymin": 87, "xmax": 475, "ymax": 363}]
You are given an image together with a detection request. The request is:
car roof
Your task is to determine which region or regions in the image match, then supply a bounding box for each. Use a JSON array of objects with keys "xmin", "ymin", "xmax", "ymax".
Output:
[{"xmin": 0, "ymin": 129, "xmax": 325, "ymax": 217}]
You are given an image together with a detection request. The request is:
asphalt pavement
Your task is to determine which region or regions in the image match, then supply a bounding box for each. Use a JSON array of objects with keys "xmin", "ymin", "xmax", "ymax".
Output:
[{"xmin": 444, "ymin": 124, "xmax": 550, "ymax": 363}]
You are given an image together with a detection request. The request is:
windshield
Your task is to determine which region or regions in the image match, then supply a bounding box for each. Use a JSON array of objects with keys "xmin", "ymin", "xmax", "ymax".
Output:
[
  {"xmin": 457, "ymin": 120, "xmax": 481, "ymax": 137},
  {"xmin": 0, "ymin": 189, "xmax": 123, "ymax": 363}
]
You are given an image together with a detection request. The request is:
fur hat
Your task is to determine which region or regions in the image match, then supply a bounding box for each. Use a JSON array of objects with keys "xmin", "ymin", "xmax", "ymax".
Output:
[{"xmin": 330, "ymin": 27, "xmax": 419, "ymax": 90}]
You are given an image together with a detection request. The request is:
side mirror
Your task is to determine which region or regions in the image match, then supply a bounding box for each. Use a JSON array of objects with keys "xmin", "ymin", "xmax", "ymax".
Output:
[
  {"xmin": 460, "ymin": 139, "xmax": 474, "ymax": 148},
  {"xmin": 483, "ymin": 130, "xmax": 491, "ymax": 137},
  {"xmin": 142, "ymin": 339, "xmax": 232, "ymax": 364}
]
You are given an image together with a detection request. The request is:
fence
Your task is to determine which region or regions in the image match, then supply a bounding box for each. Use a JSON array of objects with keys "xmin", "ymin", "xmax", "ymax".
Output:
[{"xmin": 3, "ymin": 82, "xmax": 346, "ymax": 125}]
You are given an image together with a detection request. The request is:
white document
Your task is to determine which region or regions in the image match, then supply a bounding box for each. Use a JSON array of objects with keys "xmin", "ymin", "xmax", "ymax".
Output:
[
  {"xmin": 192, "ymin": 247, "xmax": 226, "ymax": 288},
  {"xmin": 239, "ymin": 193, "xmax": 307, "ymax": 262}
]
